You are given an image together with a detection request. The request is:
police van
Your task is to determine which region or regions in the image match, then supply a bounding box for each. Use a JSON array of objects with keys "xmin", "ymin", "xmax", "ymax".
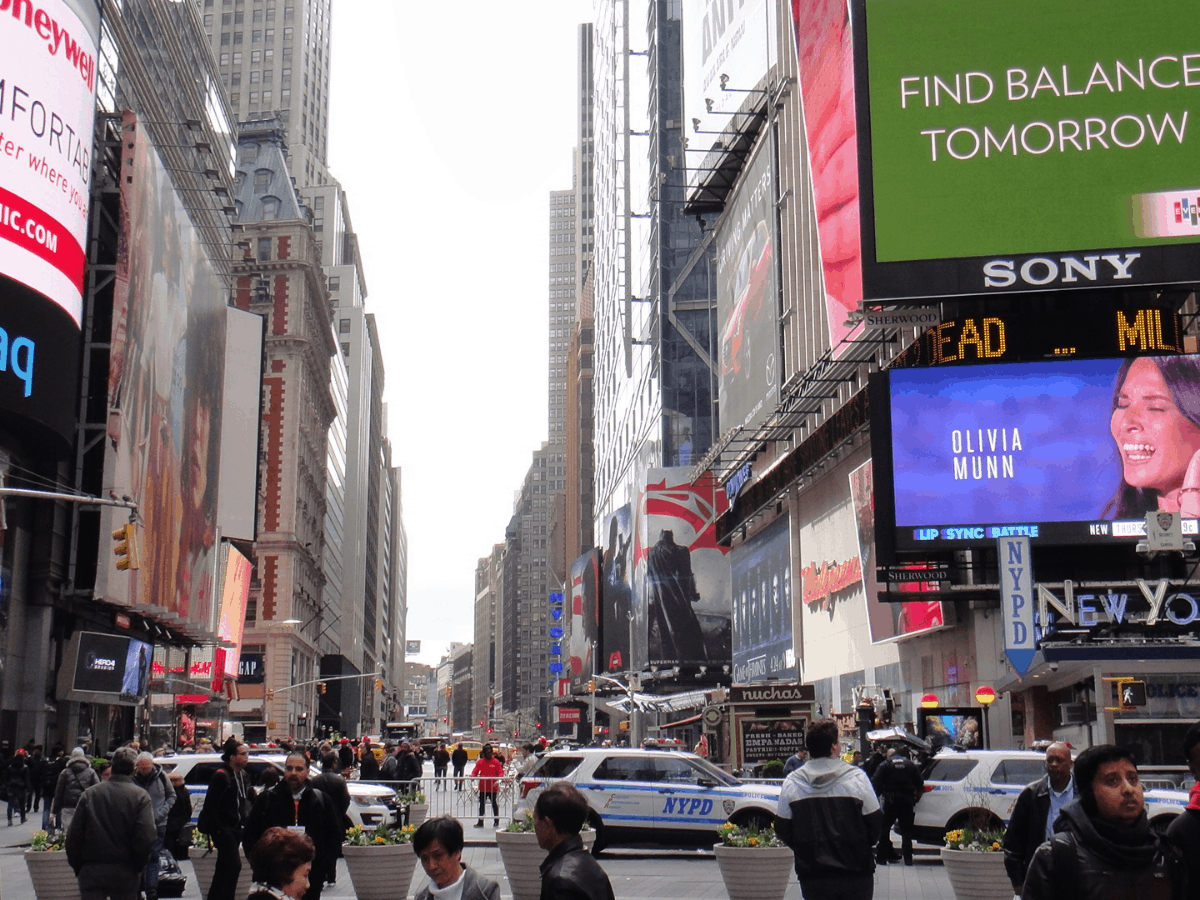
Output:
[{"xmin": 516, "ymin": 747, "xmax": 780, "ymax": 850}]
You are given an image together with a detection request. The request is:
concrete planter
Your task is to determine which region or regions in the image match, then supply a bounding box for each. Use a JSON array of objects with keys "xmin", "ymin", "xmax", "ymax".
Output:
[
  {"xmin": 191, "ymin": 847, "xmax": 252, "ymax": 900},
  {"xmin": 712, "ymin": 843, "xmax": 794, "ymax": 900},
  {"xmin": 940, "ymin": 848, "xmax": 1013, "ymax": 900},
  {"xmin": 342, "ymin": 842, "xmax": 419, "ymax": 900},
  {"xmin": 25, "ymin": 849, "xmax": 81, "ymax": 900},
  {"xmin": 495, "ymin": 829, "xmax": 595, "ymax": 900},
  {"xmin": 407, "ymin": 802, "xmax": 429, "ymax": 827}
]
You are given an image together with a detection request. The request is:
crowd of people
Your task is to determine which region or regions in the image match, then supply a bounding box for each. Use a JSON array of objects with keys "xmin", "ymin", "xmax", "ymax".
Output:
[{"xmin": 773, "ymin": 718, "xmax": 1200, "ymax": 900}]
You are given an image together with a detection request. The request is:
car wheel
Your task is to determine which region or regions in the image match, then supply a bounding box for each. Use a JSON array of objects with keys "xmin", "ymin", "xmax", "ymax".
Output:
[
  {"xmin": 587, "ymin": 813, "xmax": 607, "ymax": 854},
  {"xmin": 946, "ymin": 810, "xmax": 1003, "ymax": 833},
  {"xmin": 731, "ymin": 808, "xmax": 775, "ymax": 832}
]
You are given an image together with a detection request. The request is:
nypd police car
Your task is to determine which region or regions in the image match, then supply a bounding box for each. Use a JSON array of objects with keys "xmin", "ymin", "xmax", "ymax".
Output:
[
  {"xmin": 517, "ymin": 747, "xmax": 780, "ymax": 850},
  {"xmin": 912, "ymin": 748, "xmax": 1187, "ymax": 845}
]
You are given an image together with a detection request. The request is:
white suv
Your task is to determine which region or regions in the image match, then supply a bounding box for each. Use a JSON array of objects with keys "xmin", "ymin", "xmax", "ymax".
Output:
[
  {"xmin": 152, "ymin": 753, "xmax": 400, "ymax": 830},
  {"xmin": 912, "ymin": 748, "xmax": 1187, "ymax": 845},
  {"xmin": 517, "ymin": 747, "xmax": 781, "ymax": 850}
]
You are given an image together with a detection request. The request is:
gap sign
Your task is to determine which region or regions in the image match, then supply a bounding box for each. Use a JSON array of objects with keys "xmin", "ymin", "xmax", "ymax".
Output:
[{"xmin": 999, "ymin": 536, "xmax": 1035, "ymax": 675}]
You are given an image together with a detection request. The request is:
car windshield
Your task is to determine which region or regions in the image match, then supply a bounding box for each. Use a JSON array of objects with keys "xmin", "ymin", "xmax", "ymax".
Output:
[
  {"xmin": 689, "ymin": 756, "xmax": 739, "ymax": 786},
  {"xmin": 531, "ymin": 755, "xmax": 583, "ymax": 779}
]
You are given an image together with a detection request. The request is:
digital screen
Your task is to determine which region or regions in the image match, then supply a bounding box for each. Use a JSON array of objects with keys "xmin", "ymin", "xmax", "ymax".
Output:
[
  {"xmin": 730, "ymin": 515, "xmax": 795, "ymax": 683},
  {"xmin": 69, "ymin": 631, "xmax": 153, "ymax": 704},
  {"xmin": 918, "ymin": 707, "xmax": 983, "ymax": 751},
  {"xmin": 856, "ymin": 0, "xmax": 1200, "ymax": 298},
  {"xmin": 871, "ymin": 354, "xmax": 1200, "ymax": 558}
]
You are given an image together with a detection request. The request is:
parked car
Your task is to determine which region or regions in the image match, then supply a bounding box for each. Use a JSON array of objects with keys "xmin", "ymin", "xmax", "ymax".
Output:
[
  {"xmin": 516, "ymin": 747, "xmax": 780, "ymax": 850},
  {"xmin": 152, "ymin": 752, "xmax": 400, "ymax": 830},
  {"xmin": 911, "ymin": 748, "xmax": 1187, "ymax": 845}
]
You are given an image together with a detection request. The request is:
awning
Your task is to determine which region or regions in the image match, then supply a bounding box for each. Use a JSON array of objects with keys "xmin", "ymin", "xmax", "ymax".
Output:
[
  {"xmin": 660, "ymin": 714, "xmax": 701, "ymax": 729},
  {"xmin": 608, "ymin": 689, "xmax": 710, "ymax": 714}
]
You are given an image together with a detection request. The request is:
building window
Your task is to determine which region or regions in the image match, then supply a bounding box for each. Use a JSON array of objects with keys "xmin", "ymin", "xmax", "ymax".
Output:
[
  {"xmin": 263, "ymin": 69, "xmax": 272, "ymax": 83},
  {"xmin": 280, "ymin": 88, "xmax": 290, "ymax": 104},
  {"xmin": 220, "ymin": 52, "xmax": 230, "ymax": 66},
  {"xmin": 250, "ymin": 70, "xmax": 260, "ymax": 83},
  {"xmin": 261, "ymin": 197, "xmax": 279, "ymax": 220},
  {"xmin": 283, "ymin": 26, "xmax": 293, "ymax": 40},
  {"xmin": 265, "ymin": 28, "xmax": 274, "ymax": 42},
  {"xmin": 232, "ymin": 51, "xmax": 242, "ymax": 64},
  {"xmin": 231, "ymin": 71, "xmax": 242, "ymax": 86},
  {"xmin": 265, "ymin": 5, "xmax": 275, "ymax": 21},
  {"xmin": 313, "ymin": 195, "xmax": 324, "ymax": 210},
  {"xmin": 312, "ymin": 216, "xmax": 322, "ymax": 232},
  {"xmin": 257, "ymin": 237, "xmax": 271, "ymax": 260},
  {"xmin": 341, "ymin": 342, "xmax": 350, "ymax": 356},
  {"xmin": 251, "ymin": 49, "xmax": 262, "ymax": 63},
  {"xmin": 252, "ymin": 29, "xmax": 261, "ymax": 42},
  {"xmin": 262, "ymin": 90, "xmax": 272, "ymax": 105},
  {"xmin": 329, "ymin": 276, "xmax": 341, "ymax": 292},
  {"xmin": 252, "ymin": 8, "xmax": 262, "ymax": 21},
  {"xmin": 249, "ymin": 91, "xmax": 259, "ymax": 105},
  {"xmin": 233, "ymin": 31, "xmax": 243, "ymax": 44},
  {"xmin": 254, "ymin": 169, "xmax": 271, "ymax": 193},
  {"xmin": 220, "ymin": 31, "xmax": 230, "ymax": 45},
  {"xmin": 338, "ymin": 317, "xmax": 350, "ymax": 333}
]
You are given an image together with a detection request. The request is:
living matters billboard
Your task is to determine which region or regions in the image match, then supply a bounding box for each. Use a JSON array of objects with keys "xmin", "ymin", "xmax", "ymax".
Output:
[
  {"xmin": 0, "ymin": 0, "xmax": 98, "ymax": 447},
  {"xmin": 856, "ymin": 0, "xmax": 1200, "ymax": 298},
  {"xmin": 683, "ymin": 0, "xmax": 777, "ymax": 189},
  {"xmin": 870, "ymin": 354, "xmax": 1200, "ymax": 561},
  {"xmin": 717, "ymin": 133, "xmax": 780, "ymax": 435}
]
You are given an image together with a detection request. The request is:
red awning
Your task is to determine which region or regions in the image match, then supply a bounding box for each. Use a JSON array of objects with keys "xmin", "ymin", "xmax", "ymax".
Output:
[{"xmin": 659, "ymin": 714, "xmax": 701, "ymax": 729}]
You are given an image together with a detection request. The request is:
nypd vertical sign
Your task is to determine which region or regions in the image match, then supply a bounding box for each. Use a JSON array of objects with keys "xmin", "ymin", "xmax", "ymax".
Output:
[{"xmin": 999, "ymin": 537, "xmax": 1035, "ymax": 676}]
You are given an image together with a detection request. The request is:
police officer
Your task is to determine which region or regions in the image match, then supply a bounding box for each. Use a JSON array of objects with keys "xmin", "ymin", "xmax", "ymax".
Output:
[{"xmin": 872, "ymin": 748, "xmax": 924, "ymax": 865}]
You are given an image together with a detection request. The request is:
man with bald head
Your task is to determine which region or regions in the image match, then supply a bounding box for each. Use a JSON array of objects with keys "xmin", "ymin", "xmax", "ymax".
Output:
[
  {"xmin": 1003, "ymin": 742, "xmax": 1076, "ymax": 894},
  {"xmin": 243, "ymin": 752, "xmax": 341, "ymax": 900}
]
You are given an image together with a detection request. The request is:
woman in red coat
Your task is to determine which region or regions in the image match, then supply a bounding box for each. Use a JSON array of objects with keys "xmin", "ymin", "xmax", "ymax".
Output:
[{"xmin": 472, "ymin": 744, "xmax": 505, "ymax": 828}]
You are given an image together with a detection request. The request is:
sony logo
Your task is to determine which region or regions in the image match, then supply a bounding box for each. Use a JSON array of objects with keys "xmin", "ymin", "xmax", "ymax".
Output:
[{"xmin": 982, "ymin": 252, "xmax": 1141, "ymax": 288}]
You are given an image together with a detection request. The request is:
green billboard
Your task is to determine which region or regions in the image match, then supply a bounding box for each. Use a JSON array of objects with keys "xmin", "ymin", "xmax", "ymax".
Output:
[{"xmin": 857, "ymin": 0, "xmax": 1200, "ymax": 296}]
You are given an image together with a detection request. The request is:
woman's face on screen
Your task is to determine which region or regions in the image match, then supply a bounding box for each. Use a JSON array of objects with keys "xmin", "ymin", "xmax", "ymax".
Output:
[{"xmin": 1111, "ymin": 357, "xmax": 1200, "ymax": 497}]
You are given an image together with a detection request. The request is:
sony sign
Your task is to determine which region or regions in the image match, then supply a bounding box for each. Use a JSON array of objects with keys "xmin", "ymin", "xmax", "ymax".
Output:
[{"xmin": 983, "ymin": 252, "xmax": 1141, "ymax": 289}]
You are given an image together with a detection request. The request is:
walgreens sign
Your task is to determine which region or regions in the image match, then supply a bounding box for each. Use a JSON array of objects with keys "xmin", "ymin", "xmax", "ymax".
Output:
[{"xmin": 0, "ymin": 0, "xmax": 98, "ymax": 326}]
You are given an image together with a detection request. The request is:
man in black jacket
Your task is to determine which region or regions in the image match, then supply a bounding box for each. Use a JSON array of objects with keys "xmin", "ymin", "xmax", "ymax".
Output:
[
  {"xmin": 534, "ymin": 782, "xmax": 613, "ymax": 900},
  {"xmin": 199, "ymin": 738, "xmax": 251, "ymax": 900},
  {"xmin": 451, "ymin": 743, "xmax": 469, "ymax": 790},
  {"xmin": 1002, "ymin": 741, "xmax": 1076, "ymax": 893},
  {"xmin": 1022, "ymin": 744, "xmax": 1183, "ymax": 900},
  {"xmin": 65, "ymin": 747, "xmax": 156, "ymax": 900},
  {"xmin": 1165, "ymin": 721, "xmax": 1200, "ymax": 896},
  {"xmin": 242, "ymin": 752, "xmax": 341, "ymax": 900},
  {"xmin": 397, "ymin": 743, "xmax": 424, "ymax": 794},
  {"xmin": 871, "ymin": 748, "xmax": 924, "ymax": 865}
]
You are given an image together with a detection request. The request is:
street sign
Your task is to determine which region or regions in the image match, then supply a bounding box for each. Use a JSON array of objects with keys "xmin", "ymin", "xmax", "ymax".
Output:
[
  {"xmin": 702, "ymin": 706, "xmax": 722, "ymax": 728},
  {"xmin": 999, "ymin": 536, "xmax": 1035, "ymax": 675},
  {"xmin": 975, "ymin": 686, "xmax": 996, "ymax": 705}
]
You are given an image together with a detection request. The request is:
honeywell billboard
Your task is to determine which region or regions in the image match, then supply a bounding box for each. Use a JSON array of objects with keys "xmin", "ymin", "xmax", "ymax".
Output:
[
  {"xmin": 1, "ymin": 0, "xmax": 97, "ymax": 321},
  {"xmin": 0, "ymin": 0, "xmax": 97, "ymax": 446},
  {"xmin": 856, "ymin": 0, "xmax": 1200, "ymax": 298}
]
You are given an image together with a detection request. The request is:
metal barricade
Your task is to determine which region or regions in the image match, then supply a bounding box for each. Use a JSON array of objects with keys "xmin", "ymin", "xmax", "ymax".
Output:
[{"xmin": 363, "ymin": 774, "xmax": 521, "ymax": 825}]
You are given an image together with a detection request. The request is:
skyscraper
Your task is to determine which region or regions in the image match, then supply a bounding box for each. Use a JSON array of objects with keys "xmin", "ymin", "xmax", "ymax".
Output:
[{"xmin": 197, "ymin": 0, "xmax": 332, "ymax": 187}]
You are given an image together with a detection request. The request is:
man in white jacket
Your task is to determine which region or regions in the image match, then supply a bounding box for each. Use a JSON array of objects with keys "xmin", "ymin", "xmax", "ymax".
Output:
[{"xmin": 774, "ymin": 719, "xmax": 881, "ymax": 900}]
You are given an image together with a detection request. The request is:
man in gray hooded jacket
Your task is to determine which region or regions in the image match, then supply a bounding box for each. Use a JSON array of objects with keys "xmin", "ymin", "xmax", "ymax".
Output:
[
  {"xmin": 133, "ymin": 751, "xmax": 175, "ymax": 900},
  {"xmin": 774, "ymin": 719, "xmax": 881, "ymax": 900}
]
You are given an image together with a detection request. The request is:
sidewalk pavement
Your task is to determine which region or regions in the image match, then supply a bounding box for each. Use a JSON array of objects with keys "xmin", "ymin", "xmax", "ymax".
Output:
[{"xmin": 0, "ymin": 812, "xmax": 958, "ymax": 900}]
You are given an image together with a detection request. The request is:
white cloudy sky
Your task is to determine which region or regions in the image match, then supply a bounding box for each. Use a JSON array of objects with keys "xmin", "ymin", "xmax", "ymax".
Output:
[{"xmin": 327, "ymin": 2, "xmax": 594, "ymax": 667}]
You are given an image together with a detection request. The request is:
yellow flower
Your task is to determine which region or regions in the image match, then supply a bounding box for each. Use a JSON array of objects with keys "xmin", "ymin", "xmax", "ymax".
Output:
[
  {"xmin": 749, "ymin": 838, "xmax": 758, "ymax": 846},
  {"xmin": 374, "ymin": 836, "xmax": 386, "ymax": 844}
]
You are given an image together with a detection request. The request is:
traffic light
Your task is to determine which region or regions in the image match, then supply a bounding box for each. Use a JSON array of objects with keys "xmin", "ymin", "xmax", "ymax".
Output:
[
  {"xmin": 112, "ymin": 523, "xmax": 139, "ymax": 570},
  {"xmin": 318, "ymin": 682, "xmax": 327, "ymax": 695},
  {"xmin": 266, "ymin": 688, "xmax": 274, "ymax": 700},
  {"xmin": 375, "ymin": 678, "xmax": 383, "ymax": 691},
  {"xmin": 587, "ymin": 680, "xmax": 595, "ymax": 693}
]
